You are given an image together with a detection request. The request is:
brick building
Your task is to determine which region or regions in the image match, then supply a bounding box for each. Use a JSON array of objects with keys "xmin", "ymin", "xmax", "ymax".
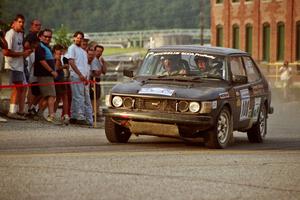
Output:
[{"xmin": 210, "ymin": 0, "xmax": 300, "ymax": 64}]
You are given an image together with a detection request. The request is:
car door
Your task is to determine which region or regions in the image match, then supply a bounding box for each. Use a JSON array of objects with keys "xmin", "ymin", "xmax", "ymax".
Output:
[
  {"xmin": 229, "ymin": 56, "xmax": 254, "ymax": 130},
  {"xmin": 242, "ymin": 56, "xmax": 265, "ymax": 128}
]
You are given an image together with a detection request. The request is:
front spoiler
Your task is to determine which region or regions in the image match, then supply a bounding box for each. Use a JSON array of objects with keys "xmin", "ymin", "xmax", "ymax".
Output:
[{"xmin": 103, "ymin": 108, "xmax": 214, "ymax": 127}]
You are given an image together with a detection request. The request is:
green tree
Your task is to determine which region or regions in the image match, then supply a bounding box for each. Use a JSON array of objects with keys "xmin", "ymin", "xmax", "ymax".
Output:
[
  {"xmin": 0, "ymin": 0, "xmax": 210, "ymax": 32},
  {"xmin": 53, "ymin": 25, "xmax": 72, "ymax": 47}
]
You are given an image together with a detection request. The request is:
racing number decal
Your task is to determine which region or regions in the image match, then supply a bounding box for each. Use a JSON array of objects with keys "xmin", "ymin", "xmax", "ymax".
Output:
[
  {"xmin": 240, "ymin": 99, "xmax": 250, "ymax": 120},
  {"xmin": 239, "ymin": 89, "xmax": 250, "ymax": 121},
  {"xmin": 252, "ymin": 98, "xmax": 261, "ymax": 121}
]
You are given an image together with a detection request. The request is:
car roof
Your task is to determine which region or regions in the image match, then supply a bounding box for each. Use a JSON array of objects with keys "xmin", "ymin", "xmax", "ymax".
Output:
[{"xmin": 150, "ymin": 45, "xmax": 248, "ymax": 56}]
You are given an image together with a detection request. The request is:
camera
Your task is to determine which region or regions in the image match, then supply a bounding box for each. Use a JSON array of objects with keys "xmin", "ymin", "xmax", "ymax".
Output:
[{"xmin": 0, "ymin": 30, "xmax": 4, "ymax": 38}]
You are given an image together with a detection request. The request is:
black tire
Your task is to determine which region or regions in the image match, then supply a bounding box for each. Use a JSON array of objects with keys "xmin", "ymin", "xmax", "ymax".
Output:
[
  {"xmin": 105, "ymin": 117, "xmax": 132, "ymax": 143},
  {"xmin": 206, "ymin": 107, "xmax": 233, "ymax": 149},
  {"xmin": 247, "ymin": 104, "xmax": 267, "ymax": 143}
]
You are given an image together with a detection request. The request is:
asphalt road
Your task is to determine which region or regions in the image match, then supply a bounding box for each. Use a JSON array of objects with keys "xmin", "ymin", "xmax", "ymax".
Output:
[{"xmin": 0, "ymin": 99, "xmax": 299, "ymax": 200}]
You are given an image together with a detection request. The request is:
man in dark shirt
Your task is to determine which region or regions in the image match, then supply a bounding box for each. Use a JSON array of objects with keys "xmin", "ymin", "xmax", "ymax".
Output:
[
  {"xmin": 23, "ymin": 19, "xmax": 42, "ymax": 116},
  {"xmin": 34, "ymin": 28, "xmax": 58, "ymax": 123},
  {"xmin": 24, "ymin": 19, "xmax": 41, "ymax": 50}
]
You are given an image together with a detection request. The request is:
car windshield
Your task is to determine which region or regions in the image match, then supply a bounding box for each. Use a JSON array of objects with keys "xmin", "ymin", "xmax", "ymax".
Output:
[{"xmin": 137, "ymin": 51, "xmax": 228, "ymax": 80}]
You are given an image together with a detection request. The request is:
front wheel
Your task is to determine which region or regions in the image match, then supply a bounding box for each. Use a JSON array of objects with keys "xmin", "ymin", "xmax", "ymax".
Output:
[
  {"xmin": 247, "ymin": 104, "xmax": 267, "ymax": 143},
  {"xmin": 206, "ymin": 107, "xmax": 233, "ymax": 149},
  {"xmin": 105, "ymin": 117, "xmax": 132, "ymax": 143}
]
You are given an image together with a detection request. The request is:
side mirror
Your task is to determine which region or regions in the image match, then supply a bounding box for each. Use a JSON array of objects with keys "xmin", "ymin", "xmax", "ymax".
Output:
[
  {"xmin": 123, "ymin": 69, "xmax": 134, "ymax": 78},
  {"xmin": 232, "ymin": 75, "xmax": 248, "ymax": 84}
]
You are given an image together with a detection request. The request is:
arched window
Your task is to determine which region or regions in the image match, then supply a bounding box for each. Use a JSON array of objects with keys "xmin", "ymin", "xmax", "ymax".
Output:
[
  {"xmin": 216, "ymin": 25, "xmax": 223, "ymax": 47},
  {"xmin": 262, "ymin": 23, "xmax": 270, "ymax": 62},
  {"xmin": 277, "ymin": 22, "xmax": 285, "ymax": 61},
  {"xmin": 232, "ymin": 24, "xmax": 240, "ymax": 49},
  {"xmin": 296, "ymin": 21, "xmax": 300, "ymax": 61},
  {"xmin": 245, "ymin": 24, "xmax": 253, "ymax": 55}
]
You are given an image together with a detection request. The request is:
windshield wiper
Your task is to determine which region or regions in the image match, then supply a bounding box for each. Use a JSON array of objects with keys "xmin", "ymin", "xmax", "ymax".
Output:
[
  {"xmin": 147, "ymin": 76, "xmax": 203, "ymax": 83},
  {"xmin": 201, "ymin": 74, "xmax": 224, "ymax": 80}
]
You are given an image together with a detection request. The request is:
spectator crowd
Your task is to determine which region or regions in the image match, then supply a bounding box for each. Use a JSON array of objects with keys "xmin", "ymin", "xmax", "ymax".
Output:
[{"xmin": 0, "ymin": 14, "xmax": 106, "ymax": 126}]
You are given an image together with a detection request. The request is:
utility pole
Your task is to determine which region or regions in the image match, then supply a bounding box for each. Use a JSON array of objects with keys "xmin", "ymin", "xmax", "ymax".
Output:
[{"xmin": 200, "ymin": 0, "xmax": 205, "ymax": 45}]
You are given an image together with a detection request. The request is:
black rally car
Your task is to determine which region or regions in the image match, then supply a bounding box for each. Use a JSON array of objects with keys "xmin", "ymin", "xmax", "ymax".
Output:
[{"xmin": 103, "ymin": 45, "xmax": 273, "ymax": 149}]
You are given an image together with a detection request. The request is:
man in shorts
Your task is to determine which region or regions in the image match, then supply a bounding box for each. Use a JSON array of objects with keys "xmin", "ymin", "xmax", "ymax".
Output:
[
  {"xmin": 34, "ymin": 29, "xmax": 58, "ymax": 123},
  {"xmin": 3, "ymin": 14, "xmax": 32, "ymax": 120}
]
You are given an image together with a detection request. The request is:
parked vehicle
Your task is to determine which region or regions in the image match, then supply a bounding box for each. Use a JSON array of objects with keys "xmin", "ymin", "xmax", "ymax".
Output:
[{"xmin": 103, "ymin": 45, "xmax": 274, "ymax": 149}]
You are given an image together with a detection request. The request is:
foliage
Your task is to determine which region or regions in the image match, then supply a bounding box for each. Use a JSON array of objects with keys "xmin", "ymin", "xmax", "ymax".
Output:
[
  {"xmin": 0, "ymin": 0, "xmax": 210, "ymax": 32},
  {"xmin": 53, "ymin": 25, "xmax": 72, "ymax": 47}
]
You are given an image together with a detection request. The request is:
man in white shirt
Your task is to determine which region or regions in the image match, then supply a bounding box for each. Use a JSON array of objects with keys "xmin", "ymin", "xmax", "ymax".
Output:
[
  {"xmin": 68, "ymin": 31, "xmax": 93, "ymax": 126},
  {"xmin": 3, "ymin": 14, "xmax": 32, "ymax": 120}
]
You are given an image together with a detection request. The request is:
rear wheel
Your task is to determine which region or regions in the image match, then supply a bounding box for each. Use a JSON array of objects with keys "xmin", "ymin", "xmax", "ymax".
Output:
[
  {"xmin": 247, "ymin": 104, "xmax": 267, "ymax": 143},
  {"xmin": 105, "ymin": 117, "xmax": 132, "ymax": 143},
  {"xmin": 206, "ymin": 107, "xmax": 233, "ymax": 149}
]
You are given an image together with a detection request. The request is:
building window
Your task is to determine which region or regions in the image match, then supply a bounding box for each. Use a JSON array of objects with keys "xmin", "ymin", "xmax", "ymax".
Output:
[
  {"xmin": 296, "ymin": 21, "xmax": 300, "ymax": 61},
  {"xmin": 216, "ymin": 0, "xmax": 223, "ymax": 3},
  {"xmin": 216, "ymin": 25, "xmax": 223, "ymax": 47},
  {"xmin": 262, "ymin": 23, "xmax": 270, "ymax": 62},
  {"xmin": 277, "ymin": 22, "xmax": 285, "ymax": 61},
  {"xmin": 245, "ymin": 24, "xmax": 253, "ymax": 55},
  {"xmin": 232, "ymin": 24, "xmax": 240, "ymax": 49}
]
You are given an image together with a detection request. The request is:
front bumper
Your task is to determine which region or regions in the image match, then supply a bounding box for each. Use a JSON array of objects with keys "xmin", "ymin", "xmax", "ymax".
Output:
[{"xmin": 103, "ymin": 108, "xmax": 214, "ymax": 128}]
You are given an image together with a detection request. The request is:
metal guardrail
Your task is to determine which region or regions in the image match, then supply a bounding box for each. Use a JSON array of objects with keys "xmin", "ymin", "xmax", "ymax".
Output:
[
  {"xmin": 86, "ymin": 28, "xmax": 210, "ymax": 38},
  {"xmin": 84, "ymin": 28, "xmax": 211, "ymax": 46}
]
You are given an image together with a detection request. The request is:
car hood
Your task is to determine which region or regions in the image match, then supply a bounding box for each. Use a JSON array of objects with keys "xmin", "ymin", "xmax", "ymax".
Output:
[{"xmin": 111, "ymin": 80, "xmax": 230, "ymax": 100}]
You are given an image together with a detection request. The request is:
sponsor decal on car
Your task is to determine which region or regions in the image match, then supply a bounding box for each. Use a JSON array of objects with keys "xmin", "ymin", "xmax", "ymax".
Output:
[
  {"xmin": 212, "ymin": 100, "xmax": 218, "ymax": 109},
  {"xmin": 150, "ymin": 51, "xmax": 216, "ymax": 59},
  {"xmin": 252, "ymin": 97, "xmax": 261, "ymax": 121},
  {"xmin": 219, "ymin": 92, "xmax": 230, "ymax": 99},
  {"xmin": 240, "ymin": 89, "xmax": 250, "ymax": 121},
  {"xmin": 138, "ymin": 87, "xmax": 175, "ymax": 96}
]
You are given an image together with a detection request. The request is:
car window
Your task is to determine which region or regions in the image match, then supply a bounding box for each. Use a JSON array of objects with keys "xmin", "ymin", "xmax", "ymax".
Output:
[
  {"xmin": 243, "ymin": 56, "xmax": 260, "ymax": 82},
  {"xmin": 230, "ymin": 56, "xmax": 246, "ymax": 76},
  {"xmin": 137, "ymin": 51, "xmax": 227, "ymax": 80}
]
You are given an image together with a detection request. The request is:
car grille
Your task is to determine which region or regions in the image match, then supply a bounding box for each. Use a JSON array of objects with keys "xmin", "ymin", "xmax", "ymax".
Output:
[{"xmin": 135, "ymin": 98, "xmax": 177, "ymax": 112}]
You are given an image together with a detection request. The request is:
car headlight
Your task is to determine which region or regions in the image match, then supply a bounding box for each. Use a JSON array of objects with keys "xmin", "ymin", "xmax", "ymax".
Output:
[
  {"xmin": 123, "ymin": 97, "xmax": 134, "ymax": 108},
  {"xmin": 112, "ymin": 96, "xmax": 123, "ymax": 107},
  {"xmin": 189, "ymin": 102, "xmax": 200, "ymax": 113},
  {"xmin": 178, "ymin": 101, "xmax": 189, "ymax": 112}
]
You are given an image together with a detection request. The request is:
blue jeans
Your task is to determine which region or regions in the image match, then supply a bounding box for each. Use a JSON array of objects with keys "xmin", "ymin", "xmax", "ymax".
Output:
[{"xmin": 70, "ymin": 76, "xmax": 93, "ymax": 125}]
